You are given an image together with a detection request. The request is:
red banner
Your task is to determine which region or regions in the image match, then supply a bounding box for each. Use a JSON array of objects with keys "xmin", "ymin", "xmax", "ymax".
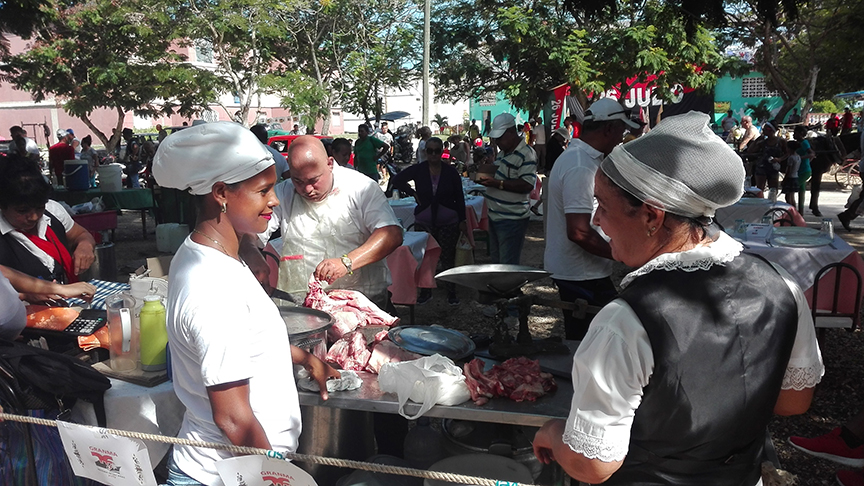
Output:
[{"xmin": 550, "ymin": 84, "xmax": 570, "ymax": 129}]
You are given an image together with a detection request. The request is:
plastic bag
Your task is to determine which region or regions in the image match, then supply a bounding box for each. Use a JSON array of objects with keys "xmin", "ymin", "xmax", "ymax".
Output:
[
  {"xmin": 454, "ymin": 233, "xmax": 474, "ymax": 267},
  {"xmin": 378, "ymin": 354, "xmax": 471, "ymax": 419}
]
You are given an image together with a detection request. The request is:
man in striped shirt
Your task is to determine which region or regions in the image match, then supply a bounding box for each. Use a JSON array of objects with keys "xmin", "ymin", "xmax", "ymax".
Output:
[{"xmin": 478, "ymin": 113, "xmax": 537, "ymax": 264}]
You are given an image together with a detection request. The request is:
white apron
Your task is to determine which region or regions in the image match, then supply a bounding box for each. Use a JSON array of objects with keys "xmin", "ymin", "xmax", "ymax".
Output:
[{"xmin": 277, "ymin": 190, "xmax": 391, "ymax": 306}]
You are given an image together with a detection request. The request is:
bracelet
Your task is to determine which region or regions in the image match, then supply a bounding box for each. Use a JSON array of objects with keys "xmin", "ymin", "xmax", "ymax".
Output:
[{"xmin": 499, "ymin": 180, "xmax": 504, "ymax": 190}]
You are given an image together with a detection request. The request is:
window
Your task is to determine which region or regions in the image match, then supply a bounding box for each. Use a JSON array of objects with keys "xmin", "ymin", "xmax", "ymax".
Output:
[
  {"xmin": 194, "ymin": 40, "xmax": 214, "ymax": 64},
  {"xmin": 741, "ymin": 77, "xmax": 779, "ymax": 98}
]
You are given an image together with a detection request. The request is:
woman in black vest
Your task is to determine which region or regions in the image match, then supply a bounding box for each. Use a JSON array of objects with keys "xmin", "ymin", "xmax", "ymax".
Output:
[
  {"xmin": 0, "ymin": 158, "xmax": 96, "ymax": 283},
  {"xmin": 532, "ymin": 112, "xmax": 823, "ymax": 486}
]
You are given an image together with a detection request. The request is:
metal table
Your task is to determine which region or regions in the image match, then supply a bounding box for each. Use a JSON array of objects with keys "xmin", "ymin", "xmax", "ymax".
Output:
[{"xmin": 298, "ymin": 361, "xmax": 571, "ymax": 427}]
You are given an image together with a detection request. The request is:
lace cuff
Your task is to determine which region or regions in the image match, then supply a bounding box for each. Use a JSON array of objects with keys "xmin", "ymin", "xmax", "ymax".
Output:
[
  {"xmin": 781, "ymin": 363, "xmax": 824, "ymax": 391},
  {"xmin": 562, "ymin": 428, "xmax": 629, "ymax": 462}
]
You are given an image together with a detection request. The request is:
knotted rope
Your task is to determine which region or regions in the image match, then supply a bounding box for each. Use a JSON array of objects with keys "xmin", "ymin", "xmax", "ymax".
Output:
[{"xmin": 0, "ymin": 412, "xmax": 537, "ymax": 486}]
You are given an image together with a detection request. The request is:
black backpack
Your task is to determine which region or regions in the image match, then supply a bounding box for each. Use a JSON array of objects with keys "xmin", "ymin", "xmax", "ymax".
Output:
[{"xmin": 0, "ymin": 340, "xmax": 111, "ymax": 426}]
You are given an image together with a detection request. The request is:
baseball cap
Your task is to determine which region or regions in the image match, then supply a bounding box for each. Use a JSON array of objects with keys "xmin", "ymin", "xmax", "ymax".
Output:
[
  {"xmin": 554, "ymin": 127, "xmax": 571, "ymax": 140},
  {"xmin": 488, "ymin": 113, "xmax": 516, "ymax": 139},
  {"xmin": 66, "ymin": 128, "xmax": 75, "ymax": 135},
  {"xmin": 584, "ymin": 98, "xmax": 640, "ymax": 129},
  {"xmin": 56, "ymin": 129, "xmax": 67, "ymax": 139},
  {"xmin": 474, "ymin": 138, "xmax": 484, "ymax": 147}
]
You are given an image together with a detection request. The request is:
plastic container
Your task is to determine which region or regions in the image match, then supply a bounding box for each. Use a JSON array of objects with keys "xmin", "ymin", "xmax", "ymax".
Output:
[
  {"xmin": 63, "ymin": 159, "xmax": 90, "ymax": 191},
  {"xmin": 97, "ymin": 164, "xmax": 124, "ymax": 192},
  {"xmin": 156, "ymin": 223, "xmax": 190, "ymax": 253},
  {"xmin": 139, "ymin": 295, "xmax": 168, "ymax": 371},
  {"xmin": 106, "ymin": 293, "xmax": 139, "ymax": 371}
]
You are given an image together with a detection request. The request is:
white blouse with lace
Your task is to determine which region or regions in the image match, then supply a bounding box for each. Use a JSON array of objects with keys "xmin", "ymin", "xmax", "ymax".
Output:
[{"xmin": 562, "ymin": 232, "xmax": 825, "ymax": 463}]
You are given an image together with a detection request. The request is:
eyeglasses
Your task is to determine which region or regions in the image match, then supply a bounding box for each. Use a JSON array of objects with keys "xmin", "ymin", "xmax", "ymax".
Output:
[{"xmin": 426, "ymin": 148, "xmax": 443, "ymax": 154}]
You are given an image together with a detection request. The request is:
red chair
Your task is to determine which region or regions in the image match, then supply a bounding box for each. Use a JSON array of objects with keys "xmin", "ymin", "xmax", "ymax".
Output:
[{"xmin": 811, "ymin": 262, "xmax": 863, "ymax": 341}]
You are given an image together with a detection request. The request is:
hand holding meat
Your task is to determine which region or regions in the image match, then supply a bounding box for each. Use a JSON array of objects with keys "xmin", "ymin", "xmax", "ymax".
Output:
[
  {"xmin": 73, "ymin": 240, "xmax": 96, "ymax": 275},
  {"xmin": 292, "ymin": 345, "xmax": 340, "ymax": 400},
  {"xmin": 314, "ymin": 258, "xmax": 349, "ymax": 284}
]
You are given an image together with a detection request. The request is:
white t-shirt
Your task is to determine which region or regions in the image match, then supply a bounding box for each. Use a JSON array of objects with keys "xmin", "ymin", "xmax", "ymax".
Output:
[
  {"xmin": 533, "ymin": 125, "xmax": 546, "ymax": 145},
  {"xmin": 786, "ymin": 153, "xmax": 801, "ymax": 176},
  {"xmin": 167, "ymin": 238, "xmax": 301, "ymax": 486},
  {"xmin": 0, "ymin": 271, "xmax": 26, "ymax": 341},
  {"xmin": 543, "ymin": 139, "xmax": 614, "ymax": 281},
  {"xmin": 0, "ymin": 199, "xmax": 75, "ymax": 273},
  {"xmin": 374, "ymin": 131, "xmax": 394, "ymax": 146},
  {"xmin": 562, "ymin": 233, "xmax": 824, "ymax": 469},
  {"xmin": 416, "ymin": 139, "xmax": 427, "ymax": 164}
]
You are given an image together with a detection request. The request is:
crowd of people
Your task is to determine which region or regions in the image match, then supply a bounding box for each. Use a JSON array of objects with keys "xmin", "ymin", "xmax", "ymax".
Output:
[{"xmin": 3, "ymin": 97, "xmax": 864, "ymax": 485}]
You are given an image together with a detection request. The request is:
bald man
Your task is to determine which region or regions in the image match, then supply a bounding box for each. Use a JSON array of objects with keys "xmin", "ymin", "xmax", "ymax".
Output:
[{"xmin": 250, "ymin": 136, "xmax": 402, "ymax": 306}]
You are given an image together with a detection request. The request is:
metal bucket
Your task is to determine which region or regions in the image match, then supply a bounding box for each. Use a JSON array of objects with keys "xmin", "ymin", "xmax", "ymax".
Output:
[
  {"xmin": 80, "ymin": 242, "xmax": 117, "ymax": 281},
  {"xmin": 296, "ymin": 405, "xmax": 376, "ymax": 486}
]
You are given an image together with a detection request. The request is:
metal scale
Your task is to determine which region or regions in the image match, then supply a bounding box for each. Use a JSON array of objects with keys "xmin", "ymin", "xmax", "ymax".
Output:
[{"xmin": 436, "ymin": 264, "xmax": 601, "ymax": 358}]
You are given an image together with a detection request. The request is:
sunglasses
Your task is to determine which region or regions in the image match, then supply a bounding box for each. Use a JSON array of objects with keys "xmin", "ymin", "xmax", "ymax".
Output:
[{"xmin": 426, "ymin": 148, "xmax": 443, "ymax": 154}]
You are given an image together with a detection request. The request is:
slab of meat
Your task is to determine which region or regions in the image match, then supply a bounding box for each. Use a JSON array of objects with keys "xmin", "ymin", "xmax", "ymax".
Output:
[
  {"xmin": 304, "ymin": 276, "xmax": 399, "ymax": 343},
  {"xmin": 462, "ymin": 357, "xmax": 556, "ymax": 405},
  {"xmin": 366, "ymin": 340, "xmax": 421, "ymax": 374},
  {"xmin": 325, "ymin": 331, "xmax": 371, "ymax": 371}
]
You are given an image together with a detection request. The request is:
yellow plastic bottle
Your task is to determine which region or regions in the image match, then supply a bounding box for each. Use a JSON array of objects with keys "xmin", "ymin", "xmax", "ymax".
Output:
[{"xmin": 139, "ymin": 295, "xmax": 168, "ymax": 372}]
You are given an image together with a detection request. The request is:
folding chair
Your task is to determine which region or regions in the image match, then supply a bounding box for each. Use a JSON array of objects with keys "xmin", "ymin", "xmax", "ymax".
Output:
[{"xmin": 811, "ymin": 262, "xmax": 863, "ymax": 342}]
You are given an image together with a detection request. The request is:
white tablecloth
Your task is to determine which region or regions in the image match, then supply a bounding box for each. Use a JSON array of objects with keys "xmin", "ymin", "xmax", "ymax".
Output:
[
  {"xmin": 738, "ymin": 233, "xmax": 859, "ymax": 294},
  {"xmin": 388, "ymin": 195, "xmax": 484, "ymax": 230},
  {"xmin": 715, "ymin": 199, "xmax": 798, "ymax": 229},
  {"xmin": 71, "ymin": 378, "xmax": 183, "ymax": 465}
]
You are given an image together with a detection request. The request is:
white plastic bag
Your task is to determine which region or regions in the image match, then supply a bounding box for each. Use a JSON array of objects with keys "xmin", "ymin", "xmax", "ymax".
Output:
[
  {"xmin": 454, "ymin": 233, "xmax": 474, "ymax": 267},
  {"xmin": 378, "ymin": 354, "xmax": 471, "ymax": 419}
]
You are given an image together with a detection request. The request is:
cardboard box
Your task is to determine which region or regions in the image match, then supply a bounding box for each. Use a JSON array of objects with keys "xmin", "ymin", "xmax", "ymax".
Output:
[{"xmin": 133, "ymin": 256, "xmax": 173, "ymax": 280}]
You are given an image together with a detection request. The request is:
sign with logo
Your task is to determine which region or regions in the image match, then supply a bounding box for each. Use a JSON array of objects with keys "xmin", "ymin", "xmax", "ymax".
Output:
[
  {"xmin": 217, "ymin": 455, "xmax": 317, "ymax": 486},
  {"xmin": 593, "ymin": 73, "xmax": 713, "ymax": 126},
  {"xmin": 715, "ymin": 101, "xmax": 731, "ymax": 113},
  {"xmin": 57, "ymin": 421, "xmax": 156, "ymax": 486},
  {"xmin": 550, "ymin": 84, "xmax": 571, "ymax": 129}
]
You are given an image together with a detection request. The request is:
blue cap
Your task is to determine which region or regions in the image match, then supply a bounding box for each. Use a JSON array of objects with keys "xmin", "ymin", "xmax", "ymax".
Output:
[{"xmin": 66, "ymin": 128, "xmax": 74, "ymax": 135}]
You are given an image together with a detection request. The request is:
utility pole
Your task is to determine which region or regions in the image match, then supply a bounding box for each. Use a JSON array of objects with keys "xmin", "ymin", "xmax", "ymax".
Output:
[{"xmin": 422, "ymin": 0, "xmax": 430, "ymax": 127}]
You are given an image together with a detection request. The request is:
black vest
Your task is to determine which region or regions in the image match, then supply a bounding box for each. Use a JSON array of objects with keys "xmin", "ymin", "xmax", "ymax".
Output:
[
  {"xmin": 0, "ymin": 210, "xmax": 70, "ymax": 283},
  {"xmin": 606, "ymin": 253, "xmax": 798, "ymax": 486}
]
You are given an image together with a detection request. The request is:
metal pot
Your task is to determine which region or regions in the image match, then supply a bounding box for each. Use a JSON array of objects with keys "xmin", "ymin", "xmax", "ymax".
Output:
[
  {"xmin": 441, "ymin": 420, "xmax": 542, "ymax": 480},
  {"xmin": 273, "ymin": 303, "xmax": 333, "ymax": 359}
]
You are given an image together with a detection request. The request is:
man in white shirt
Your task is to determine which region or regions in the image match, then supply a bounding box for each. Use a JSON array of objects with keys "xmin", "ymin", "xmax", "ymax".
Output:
[
  {"xmin": 374, "ymin": 121, "xmax": 395, "ymax": 158},
  {"xmin": 248, "ymin": 136, "xmax": 402, "ymax": 307},
  {"xmin": 532, "ymin": 117, "xmax": 547, "ymax": 172},
  {"xmin": 9, "ymin": 125, "xmax": 41, "ymax": 162},
  {"xmin": 543, "ymin": 98, "xmax": 637, "ymax": 340}
]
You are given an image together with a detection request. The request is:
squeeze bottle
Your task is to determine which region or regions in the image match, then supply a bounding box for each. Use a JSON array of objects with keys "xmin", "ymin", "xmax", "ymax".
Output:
[{"xmin": 139, "ymin": 295, "xmax": 168, "ymax": 371}]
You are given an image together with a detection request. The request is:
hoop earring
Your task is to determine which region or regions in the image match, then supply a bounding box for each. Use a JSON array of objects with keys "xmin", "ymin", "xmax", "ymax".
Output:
[{"xmin": 221, "ymin": 202, "xmax": 227, "ymax": 213}]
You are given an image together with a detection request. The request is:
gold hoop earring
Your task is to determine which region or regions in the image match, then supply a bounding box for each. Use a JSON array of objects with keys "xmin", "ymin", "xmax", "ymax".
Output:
[{"xmin": 221, "ymin": 202, "xmax": 227, "ymax": 213}]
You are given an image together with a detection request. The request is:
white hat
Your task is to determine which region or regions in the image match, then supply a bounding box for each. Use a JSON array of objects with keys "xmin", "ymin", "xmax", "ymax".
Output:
[
  {"xmin": 153, "ymin": 121, "xmax": 274, "ymax": 195},
  {"xmin": 585, "ymin": 98, "xmax": 640, "ymax": 129},
  {"xmin": 600, "ymin": 111, "xmax": 744, "ymax": 219},
  {"xmin": 488, "ymin": 113, "xmax": 516, "ymax": 138},
  {"xmin": 553, "ymin": 127, "xmax": 571, "ymax": 140}
]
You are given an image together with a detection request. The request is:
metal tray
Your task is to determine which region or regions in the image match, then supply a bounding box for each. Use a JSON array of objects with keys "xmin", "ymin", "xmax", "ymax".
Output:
[
  {"xmin": 273, "ymin": 304, "xmax": 334, "ymax": 339},
  {"xmin": 389, "ymin": 326, "xmax": 476, "ymax": 361},
  {"xmin": 435, "ymin": 264, "xmax": 550, "ymax": 295}
]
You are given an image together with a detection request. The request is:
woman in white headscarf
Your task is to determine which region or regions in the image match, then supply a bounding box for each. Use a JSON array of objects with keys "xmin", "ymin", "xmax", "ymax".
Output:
[
  {"xmin": 153, "ymin": 122, "xmax": 338, "ymax": 486},
  {"xmin": 532, "ymin": 112, "xmax": 823, "ymax": 485}
]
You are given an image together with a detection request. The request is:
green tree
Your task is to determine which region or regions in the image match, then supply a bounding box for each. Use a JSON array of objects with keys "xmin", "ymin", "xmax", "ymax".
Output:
[
  {"xmin": 431, "ymin": 0, "xmax": 737, "ymax": 114},
  {"xmin": 724, "ymin": 0, "xmax": 856, "ymax": 122},
  {"xmin": 432, "ymin": 114, "xmax": 448, "ymax": 132},
  {"xmin": 177, "ymin": 0, "xmax": 290, "ymax": 127},
  {"xmin": 1, "ymin": 0, "xmax": 219, "ymax": 151},
  {"xmin": 271, "ymin": 0, "xmax": 419, "ymax": 134}
]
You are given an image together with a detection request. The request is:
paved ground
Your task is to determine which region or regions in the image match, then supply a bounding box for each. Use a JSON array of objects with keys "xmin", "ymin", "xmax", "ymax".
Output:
[{"xmin": 797, "ymin": 174, "xmax": 864, "ymax": 251}]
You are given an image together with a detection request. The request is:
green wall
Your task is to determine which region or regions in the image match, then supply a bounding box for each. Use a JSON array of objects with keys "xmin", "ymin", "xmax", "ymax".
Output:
[{"xmin": 713, "ymin": 72, "xmax": 800, "ymax": 125}]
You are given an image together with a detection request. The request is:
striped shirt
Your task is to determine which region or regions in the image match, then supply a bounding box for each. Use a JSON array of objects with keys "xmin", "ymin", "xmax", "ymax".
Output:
[{"xmin": 484, "ymin": 139, "xmax": 537, "ymax": 220}]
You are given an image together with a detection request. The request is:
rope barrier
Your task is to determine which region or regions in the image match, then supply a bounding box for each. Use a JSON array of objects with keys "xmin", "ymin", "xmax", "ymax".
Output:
[{"xmin": 0, "ymin": 412, "xmax": 538, "ymax": 486}]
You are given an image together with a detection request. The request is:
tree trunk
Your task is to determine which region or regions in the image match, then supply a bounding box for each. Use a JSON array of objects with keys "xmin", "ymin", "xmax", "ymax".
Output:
[
  {"xmin": 321, "ymin": 94, "xmax": 333, "ymax": 135},
  {"xmin": 801, "ymin": 65, "xmax": 820, "ymax": 124},
  {"xmin": 82, "ymin": 107, "xmax": 125, "ymax": 153}
]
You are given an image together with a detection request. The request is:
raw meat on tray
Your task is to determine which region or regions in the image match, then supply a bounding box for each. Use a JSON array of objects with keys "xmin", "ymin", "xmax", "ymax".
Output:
[
  {"xmin": 303, "ymin": 276, "xmax": 399, "ymax": 342},
  {"xmin": 463, "ymin": 356, "xmax": 556, "ymax": 405}
]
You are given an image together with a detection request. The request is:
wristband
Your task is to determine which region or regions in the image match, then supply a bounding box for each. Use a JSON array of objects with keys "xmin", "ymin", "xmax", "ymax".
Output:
[{"xmin": 499, "ymin": 180, "xmax": 504, "ymax": 190}]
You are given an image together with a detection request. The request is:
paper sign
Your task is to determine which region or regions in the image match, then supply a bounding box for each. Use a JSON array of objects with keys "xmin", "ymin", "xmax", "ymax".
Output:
[
  {"xmin": 746, "ymin": 223, "xmax": 773, "ymax": 241},
  {"xmin": 216, "ymin": 455, "xmax": 317, "ymax": 486},
  {"xmin": 56, "ymin": 421, "xmax": 156, "ymax": 486}
]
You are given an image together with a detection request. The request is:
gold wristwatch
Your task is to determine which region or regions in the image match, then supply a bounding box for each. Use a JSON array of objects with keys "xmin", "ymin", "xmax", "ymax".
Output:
[{"xmin": 341, "ymin": 254, "xmax": 353, "ymax": 275}]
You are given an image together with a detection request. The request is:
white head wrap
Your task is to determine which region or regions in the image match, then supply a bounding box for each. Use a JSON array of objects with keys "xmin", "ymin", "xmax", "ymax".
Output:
[
  {"xmin": 152, "ymin": 121, "xmax": 274, "ymax": 195},
  {"xmin": 600, "ymin": 111, "xmax": 745, "ymax": 219}
]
